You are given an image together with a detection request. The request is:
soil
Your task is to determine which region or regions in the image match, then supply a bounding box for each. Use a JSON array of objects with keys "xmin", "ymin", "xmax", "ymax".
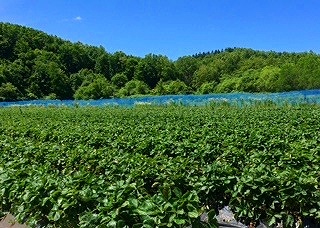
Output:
[{"xmin": 0, "ymin": 214, "xmax": 27, "ymax": 228}]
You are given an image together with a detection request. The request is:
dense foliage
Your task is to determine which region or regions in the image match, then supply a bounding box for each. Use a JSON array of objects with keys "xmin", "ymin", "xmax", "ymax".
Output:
[
  {"xmin": 1, "ymin": 22, "xmax": 320, "ymax": 101},
  {"xmin": 0, "ymin": 104, "xmax": 319, "ymax": 227}
]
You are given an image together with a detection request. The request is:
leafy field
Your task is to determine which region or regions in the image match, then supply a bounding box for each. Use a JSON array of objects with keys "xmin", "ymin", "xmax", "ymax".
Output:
[{"xmin": 0, "ymin": 104, "xmax": 319, "ymax": 227}]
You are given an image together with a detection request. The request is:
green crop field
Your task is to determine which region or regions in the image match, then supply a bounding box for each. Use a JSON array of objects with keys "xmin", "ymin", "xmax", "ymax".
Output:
[{"xmin": 0, "ymin": 104, "xmax": 319, "ymax": 227}]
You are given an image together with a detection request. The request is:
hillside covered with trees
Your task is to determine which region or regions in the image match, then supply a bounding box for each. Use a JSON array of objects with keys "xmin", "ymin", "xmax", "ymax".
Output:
[{"xmin": 1, "ymin": 22, "xmax": 320, "ymax": 101}]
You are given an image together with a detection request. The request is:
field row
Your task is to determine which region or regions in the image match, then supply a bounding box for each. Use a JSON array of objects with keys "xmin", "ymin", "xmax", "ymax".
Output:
[{"xmin": 0, "ymin": 104, "xmax": 319, "ymax": 227}]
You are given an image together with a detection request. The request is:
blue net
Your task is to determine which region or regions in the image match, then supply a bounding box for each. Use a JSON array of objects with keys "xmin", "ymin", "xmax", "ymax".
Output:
[{"xmin": 1, "ymin": 89, "xmax": 320, "ymax": 108}]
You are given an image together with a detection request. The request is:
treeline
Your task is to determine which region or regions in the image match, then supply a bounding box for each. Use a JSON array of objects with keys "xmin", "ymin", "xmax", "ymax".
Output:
[{"xmin": 1, "ymin": 22, "xmax": 320, "ymax": 101}]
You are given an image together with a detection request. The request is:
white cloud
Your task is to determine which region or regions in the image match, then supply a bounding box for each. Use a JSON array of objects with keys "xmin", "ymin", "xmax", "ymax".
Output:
[
  {"xmin": 74, "ymin": 16, "xmax": 82, "ymax": 21},
  {"xmin": 59, "ymin": 16, "xmax": 83, "ymax": 23}
]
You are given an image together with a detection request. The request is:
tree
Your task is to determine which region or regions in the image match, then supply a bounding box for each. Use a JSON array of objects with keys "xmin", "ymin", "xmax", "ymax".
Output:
[
  {"xmin": 111, "ymin": 73, "xmax": 128, "ymax": 88},
  {"xmin": 256, "ymin": 66, "xmax": 282, "ymax": 92},
  {"xmin": 4, "ymin": 59, "xmax": 30, "ymax": 93},
  {"xmin": 197, "ymin": 82, "xmax": 217, "ymax": 94},
  {"xmin": 154, "ymin": 80, "xmax": 189, "ymax": 95},
  {"xmin": 134, "ymin": 54, "xmax": 160, "ymax": 88},
  {"xmin": 0, "ymin": 23, "xmax": 18, "ymax": 60},
  {"xmin": 192, "ymin": 62, "xmax": 222, "ymax": 88},
  {"xmin": 124, "ymin": 57, "xmax": 139, "ymax": 80},
  {"xmin": 134, "ymin": 54, "xmax": 177, "ymax": 88},
  {"xmin": 235, "ymin": 69, "xmax": 260, "ymax": 92},
  {"xmin": 95, "ymin": 53, "xmax": 111, "ymax": 79},
  {"xmin": 74, "ymin": 77, "xmax": 115, "ymax": 100},
  {"xmin": 215, "ymin": 77, "xmax": 240, "ymax": 93},
  {"xmin": 70, "ymin": 69, "xmax": 96, "ymax": 92},
  {"xmin": 164, "ymin": 80, "xmax": 189, "ymax": 95},
  {"xmin": 59, "ymin": 42, "xmax": 94, "ymax": 74},
  {"xmin": 14, "ymin": 38, "xmax": 31, "ymax": 56},
  {"xmin": 109, "ymin": 51, "xmax": 127, "ymax": 76},
  {"xmin": 175, "ymin": 56, "xmax": 199, "ymax": 86},
  {"xmin": 294, "ymin": 54, "xmax": 320, "ymax": 89},
  {"xmin": 28, "ymin": 60, "xmax": 71, "ymax": 99},
  {"xmin": 276, "ymin": 63, "xmax": 298, "ymax": 91},
  {"xmin": 117, "ymin": 80, "xmax": 149, "ymax": 97},
  {"xmin": 0, "ymin": 82, "xmax": 19, "ymax": 101},
  {"xmin": 0, "ymin": 62, "xmax": 8, "ymax": 85},
  {"xmin": 3, "ymin": 22, "xmax": 320, "ymax": 100},
  {"xmin": 0, "ymin": 36, "xmax": 13, "ymax": 59}
]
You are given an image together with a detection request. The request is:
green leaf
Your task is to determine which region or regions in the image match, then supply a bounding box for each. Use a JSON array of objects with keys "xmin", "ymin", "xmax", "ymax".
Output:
[
  {"xmin": 129, "ymin": 198, "xmax": 139, "ymax": 208},
  {"xmin": 136, "ymin": 209, "xmax": 149, "ymax": 216},
  {"xmin": 117, "ymin": 220, "xmax": 126, "ymax": 227},
  {"xmin": 274, "ymin": 214, "xmax": 282, "ymax": 218},
  {"xmin": 162, "ymin": 183, "xmax": 172, "ymax": 200},
  {"xmin": 107, "ymin": 220, "xmax": 117, "ymax": 227},
  {"xmin": 57, "ymin": 197, "xmax": 63, "ymax": 206},
  {"xmin": 53, "ymin": 211, "xmax": 61, "ymax": 221},
  {"xmin": 142, "ymin": 224, "xmax": 153, "ymax": 228},
  {"xmin": 187, "ymin": 203, "xmax": 197, "ymax": 212},
  {"xmin": 173, "ymin": 218, "xmax": 186, "ymax": 225},
  {"xmin": 286, "ymin": 215, "xmax": 294, "ymax": 227},
  {"xmin": 164, "ymin": 202, "xmax": 172, "ymax": 210},
  {"xmin": 17, "ymin": 205, "xmax": 24, "ymax": 213},
  {"xmin": 121, "ymin": 200, "xmax": 129, "ymax": 208},
  {"xmin": 188, "ymin": 211, "xmax": 199, "ymax": 218},
  {"xmin": 268, "ymin": 216, "xmax": 276, "ymax": 226},
  {"xmin": 176, "ymin": 209, "xmax": 184, "ymax": 215},
  {"xmin": 173, "ymin": 187, "xmax": 182, "ymax": 198},
  {"xmin": 143, "ymin": 217, "xmax": 154, "ymax": 226},
  {"xmin": 139, "ymin": 200, "xmax": 154, "ymax": 213},
  {"xmin": 310, "ymin": 208, "xmax": 317, "ymax": 213},
  {"xmin": 169, "ymin": 214, "xmax": 176, "ymax": 222},
  {"xmin": 207, "ymin": 209, "xmax": 216, "ymax": 223}
]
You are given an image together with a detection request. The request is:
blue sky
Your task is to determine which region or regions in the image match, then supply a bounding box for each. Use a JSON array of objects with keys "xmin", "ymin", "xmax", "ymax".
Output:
[{"xmin": 0, "ymin": 0, "xmax": 320, "ymax": 60}]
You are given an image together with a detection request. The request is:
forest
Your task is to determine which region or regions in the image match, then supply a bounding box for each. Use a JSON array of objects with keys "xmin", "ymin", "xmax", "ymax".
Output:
[{"xmin": 1, "ymin": 22, "xmax": 320, "ymax": 101}]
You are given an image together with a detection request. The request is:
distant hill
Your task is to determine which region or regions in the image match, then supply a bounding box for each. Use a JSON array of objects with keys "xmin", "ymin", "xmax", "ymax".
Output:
[{"xmin": 1, "ymin": 22, "xmax": 320, "ymax": 101}]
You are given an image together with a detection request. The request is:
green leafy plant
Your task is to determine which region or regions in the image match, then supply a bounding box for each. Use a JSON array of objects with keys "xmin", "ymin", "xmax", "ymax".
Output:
[{"xmin": 0, "ymin": 104, "xmax": 319, "ymax": 227}]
